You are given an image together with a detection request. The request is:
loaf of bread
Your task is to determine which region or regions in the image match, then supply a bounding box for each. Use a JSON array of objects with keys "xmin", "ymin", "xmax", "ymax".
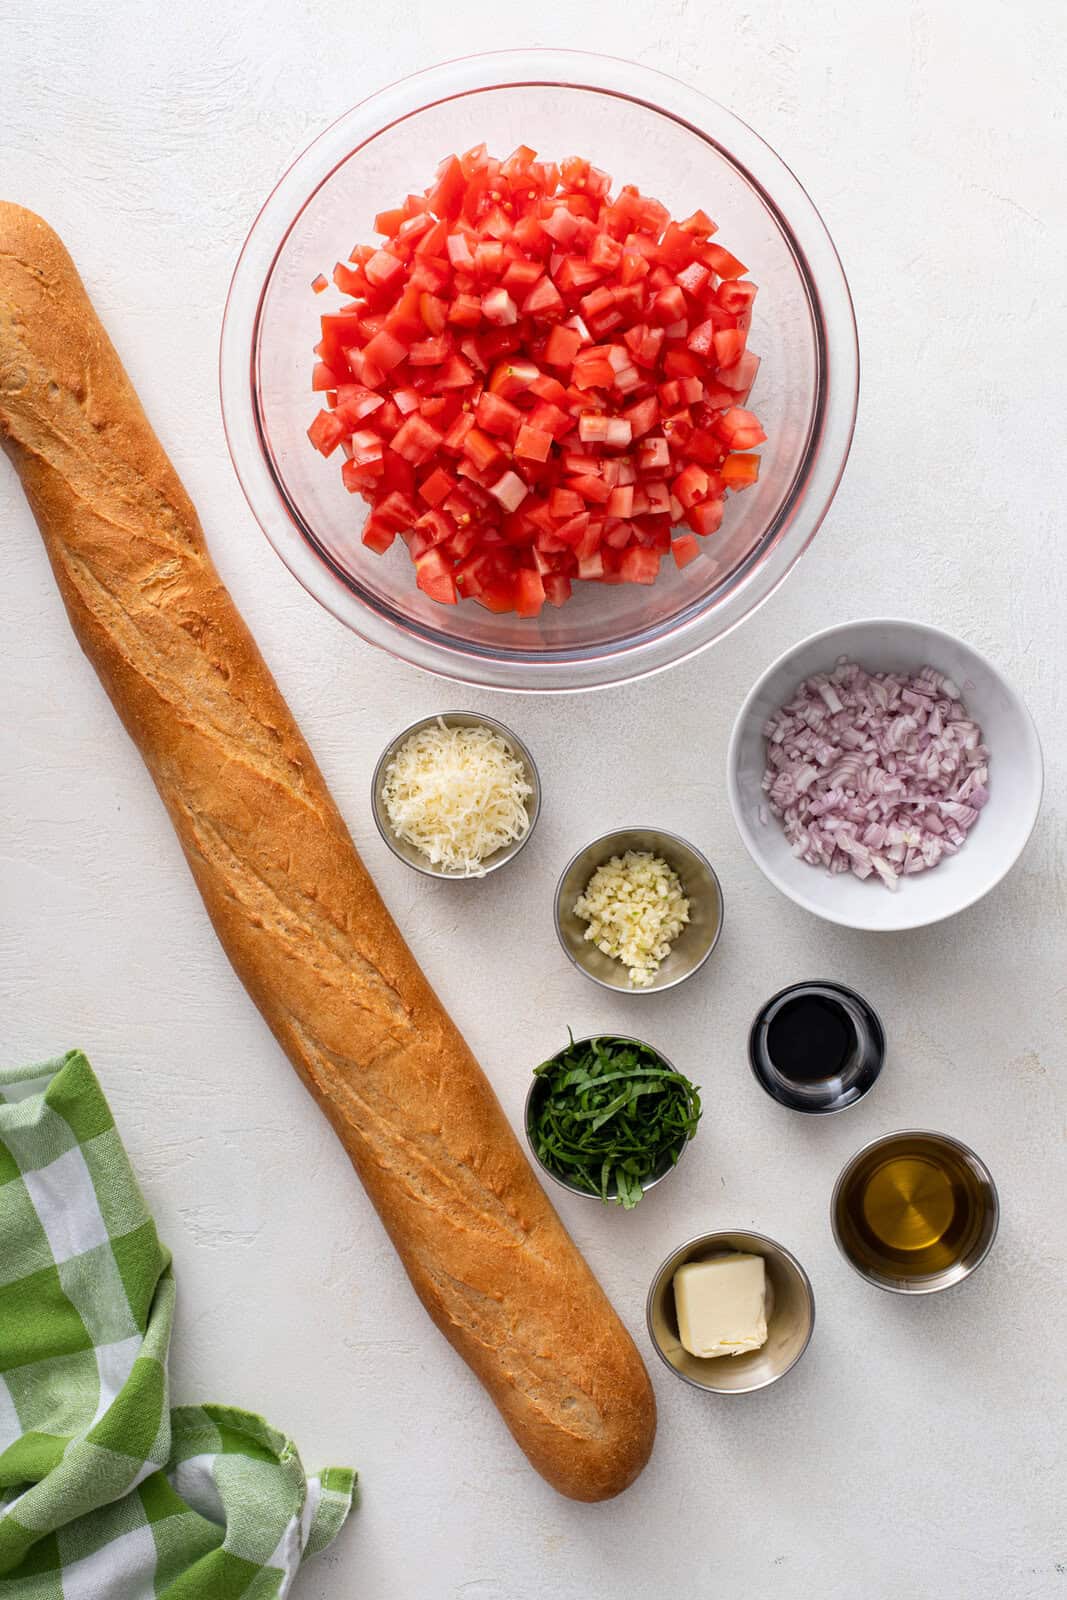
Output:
[{"xmin": 0, "ymin": 203, "xmax": 655, "ymax": 1501}]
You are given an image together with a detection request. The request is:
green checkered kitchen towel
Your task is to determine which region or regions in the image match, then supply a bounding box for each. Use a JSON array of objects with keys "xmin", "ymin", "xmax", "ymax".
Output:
[{"xmin": 0, "ymin": 1049, "xmax": 355, "ymax": 1595}]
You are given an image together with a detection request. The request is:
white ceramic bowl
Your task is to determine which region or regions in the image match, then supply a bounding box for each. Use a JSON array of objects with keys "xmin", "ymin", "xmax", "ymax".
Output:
[{"xmin": 727, "ymin": 619, "xmax": 1043, "ymax": 931}]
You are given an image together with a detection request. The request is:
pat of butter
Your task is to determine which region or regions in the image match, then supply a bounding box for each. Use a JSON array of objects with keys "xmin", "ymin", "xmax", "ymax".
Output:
[{"xmin": 673, "ymin": 1252, "xmax": 768, "ymax": 1359}]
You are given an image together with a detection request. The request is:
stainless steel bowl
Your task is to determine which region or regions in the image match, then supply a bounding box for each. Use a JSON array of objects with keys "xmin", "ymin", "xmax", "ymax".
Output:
[
  {"xmin": 646, "ymin": 1229, "xmax": 816, "ymax": 1393},
  {"xmin": 554, "ymin": 827, "xmax": 724, "ymax": 993},
  {"xmin": 524, "ymin": 1034, "xmax": 695, "ymax": 1204},
  {"xmin": 831, "ymin": 1129, "xmax": 1000, "ymax": 1295},
  {"xmin": 748, "ymin": 980, "xmax": 886, "ymax": 1115},
  {"xmin": 371, "ymin": 711, "xmax": 540, "ymax": 879}
]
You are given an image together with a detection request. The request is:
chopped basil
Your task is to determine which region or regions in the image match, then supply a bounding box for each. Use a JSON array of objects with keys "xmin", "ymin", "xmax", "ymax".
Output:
[{"xmin": 530, "ymin": 1034, "xmax": 701, "ymax": 1208}]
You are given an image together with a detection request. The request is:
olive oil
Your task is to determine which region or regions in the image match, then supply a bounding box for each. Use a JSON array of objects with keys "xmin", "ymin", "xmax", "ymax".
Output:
[{"xmin": 833, "ymin": 1132, "xmax": 996, "ymax": 1284}]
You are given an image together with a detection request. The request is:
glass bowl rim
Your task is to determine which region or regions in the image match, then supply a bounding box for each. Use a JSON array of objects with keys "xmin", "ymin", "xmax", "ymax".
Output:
[{"xmin": 220, "ymin": 47, "xmax": 859, "ymax": 692}]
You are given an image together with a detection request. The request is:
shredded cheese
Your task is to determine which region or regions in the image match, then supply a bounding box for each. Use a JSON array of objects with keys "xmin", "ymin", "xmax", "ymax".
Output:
[
  {"xmin": 574, "ymin": 851, "xmax": 690, "ymax": 987},
  {"xmin": 381, "ymin": 719, "xmax": 532, "ymax": 876}
]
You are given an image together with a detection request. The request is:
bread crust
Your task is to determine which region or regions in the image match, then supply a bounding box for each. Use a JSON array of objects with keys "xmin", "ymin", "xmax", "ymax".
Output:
[{"xmin": 0, "ymin": 202, "xmax": 655, "ymax": 1502}]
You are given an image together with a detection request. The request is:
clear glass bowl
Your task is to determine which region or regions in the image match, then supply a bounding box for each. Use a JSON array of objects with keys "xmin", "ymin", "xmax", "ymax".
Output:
[{"xmin": 220, "ymin": 50, "xmax": 858, "ymax": 692}]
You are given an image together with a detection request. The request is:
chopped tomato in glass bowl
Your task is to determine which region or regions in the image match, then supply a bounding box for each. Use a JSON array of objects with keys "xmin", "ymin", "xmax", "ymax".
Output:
[
  {"xmin": 305, "ymin": 145, "xmax": 770, "ymax": 618},
  {"xmin": 221, "ymin": 51, "xmax": 858, "ymax": 692}
]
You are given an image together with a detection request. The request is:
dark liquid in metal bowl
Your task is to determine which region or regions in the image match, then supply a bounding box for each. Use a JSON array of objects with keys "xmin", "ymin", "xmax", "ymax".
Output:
[
  {"xmin": 749, "ymin": 980, "xmax": 884, "ymax": 1112},
  {"xmin": 766, "ymin": 993, "xmax": 853, "ymax": 1081}
]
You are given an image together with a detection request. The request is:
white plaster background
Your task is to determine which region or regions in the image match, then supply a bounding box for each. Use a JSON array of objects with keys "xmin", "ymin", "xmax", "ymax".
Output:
[{"xmin": 1, "ymin": 2, "xmax": 1064, "ymax": 1595}]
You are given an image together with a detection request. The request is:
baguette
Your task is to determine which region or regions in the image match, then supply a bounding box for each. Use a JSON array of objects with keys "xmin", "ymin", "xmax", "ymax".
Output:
[{"xmin": 0, "ymin": 204, "xmax": 655, "ymax": 1501}]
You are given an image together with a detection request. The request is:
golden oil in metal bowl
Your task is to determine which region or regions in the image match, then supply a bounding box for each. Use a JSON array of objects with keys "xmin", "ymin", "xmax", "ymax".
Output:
[{"xmin": 831, "ymin": 1130, "xmax": 999, "ymax": 1293}]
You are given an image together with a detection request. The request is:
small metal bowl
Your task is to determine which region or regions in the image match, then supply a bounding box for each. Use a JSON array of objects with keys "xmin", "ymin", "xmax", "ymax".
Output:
[
  {"xmin": 371, "ymin": 711, "xmax": 540, "ymax": 879},
  {"xmin": 748, "ymin": 980, "xmax": 885, "ymax": 1115},
  {"xmin": 554, "ymin": 827, "xmax": 724, "ymax": 993},
  {"xmin": 524, "ymin": 1034, "xmax": 695, "ymax": 1205},
  {"xmin": 831, "ymin": 1129, "xmax": 1000, "ymax": 1295},
  {"xmin": 647, "ymin": 1229, "xmax": 816, "ymax": 1394}
]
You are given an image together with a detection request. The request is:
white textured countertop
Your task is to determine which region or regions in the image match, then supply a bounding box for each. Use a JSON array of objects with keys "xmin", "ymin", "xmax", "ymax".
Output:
[{"xmin": 2, "ymin": 3, "xmax": 1064, "ymax": 1595}]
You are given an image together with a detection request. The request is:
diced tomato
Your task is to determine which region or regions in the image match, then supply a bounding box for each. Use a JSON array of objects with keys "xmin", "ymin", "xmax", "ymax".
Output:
[
  {"xmin": 392, "ymin": 413, "xmax": 444, "ymax": 465},
  {"xmin": 567, "ymin": 473, "xmax": 612, "ymax": 505},
  {"xmin": 476, "ymin": 579, "xmax": 517, "ymax": 613},
  {"xmin": 365, "ymin": 249, "xmax": 406, "ymax": 289},
  {"xmin": 716, "ymin": 279, "xmax": 758, "ymax": 316},
  {"xmin": 619, "ymin": 546, "xmax": 659, "ymax": 584},
  {"xmin": 523, "ymin": 276, "xmax": 565, "ymax": 317},
  {"xmin": 637, "ymin": 434, "xmax": 670, "ymax": 472},
  {"xmin": 432, "ymin": 353, "xmax": 476, "ymax": 390},
  {"xmin": 651, "ymin": 284, "xmax": 687, "ymax": 326},
  {"xmin": 622, "ymin": 396, "xmax": 659, "ymax": 439},
  {"xmin": 549, "ymin": 487, "xmax": 585, "ymax": 519},
  {"xmin": 686, "ymin": 498, "xmax": 725, "ymax": 536},
  {"xmin": 415, "ymin": 547, "xmax": 458, "ymax": 604},
  {"xmin": 502, "ymin": 257, "xmax": 543, "ymax": 292},
  {"xmin": 541, "ymin": 205, "xmax": 580, "ymax": 245},
  {"xmin": 474, "ymin": 239, "xmax": 506, "ymax": 276},
  {"xmin": 408, "ymin": 336, "xmax": 451, "ymax": 366},
  {"xmin": 543, "ymin": 324, "xmax": 583, "ymax": 368},
  {"xmin": 671, "ymin": 533, "xmax": 700, "ymax": 568},
  {"xmin": 579, "ymin": 414, "xmax": 631, "ymax": 447},
  {"xmin": 332, "ymin": 261, "xmax": 367, "ymax": 297},
  {"xmin": 676, "ymin": 261, "xmax": 711, "ymax": 298},
  {"xmin": 713, "ymin": 328, "xmax": 746, "ymax": 368},
  {"xmin": 488, "ymin": 471, "xmax": 528, "ymax": 512},
  {"xmin": 307, "ymin": 145, "xmax": 765, "ymax": 610},
  {"xmin": 362, "ymin": 328, "xmax": 407, "ymax": 377},
  {"xmin": 684, "ymin": 428, "xmax": 725, "ymax": 469},
  {"xmin": 312, "ymin": 361, "xmax": 344, "ymax": 393},
  {"xmin": 528, "ymin": 373, "xmax": 569, "ymax": 408},
  {"xmin": 373, "ymin": 490, "xmax": 419, "ymax": 530},
  {"xmin": 342, "ymin": 456, "xmax": 379, "ymax": 492},
  {"xmin": 441, "ymin": 411, "xmax": 475, "ymax": 454},
  {"xmin": 362, "ymin": 517, "xmax": 396, "ymax": 554},
  {"xmin": 687, "ymin": 319, "xmax": 715, "ymax": 358},
  {"xmin": 418, "ymin": 466, "xmax": 457, "ymax": 506},
  {"xmin": 720, "ymin": 452, "xmax": 761, "ymax": 489},
  {"xmin": 662, "ymin": 345, "xmax": 703, "ymax": 379},
  {"xmin": 442, "ymin": 296, "xmax": 475, "ymax": 332},
  {"xmin": 719, "ymin": 350, "xmax": 761, "ymax": 396},
  {"xmin": 307, "ymin": 409, "xmax": 347, "ymax": 457},
  {"xmin": 703, "ymin": 243, "xmax": 747, "ymax": 279},
  {"xmin": 427, "ymin": 155, "xmax": 465, "ymax": 221},
  {"xmin": 462, "ymin": 426, "xmax": 504, "ymax": 472},
  {"xmin": 673, "ymin": 463, "xmax": 710, "ymax": 510},
  {"xmin": 374, "ymin": 207, "xmax": 406, "ymax": 237},
  {"xmin": 543, "ymin": 572, "xmax": 573, "ymax": 607},
  {"xmin": 607, "ymin": 485, "xmax": 634, "ymax": 519},
  {"xmin": 349, "ymin": 429, "xmax": 384, "ymax": 466},
  {"xmin": 482, "ymin": 287, "xmax": 518, "ymax": 325},
  {"xmin": 717, "ymin": 406, "xmax": 767, "ymax": 449},
  {"xmin": 414, "ymin": 507, "xmax": 454, "ymax": 547},
  {"xmin": 515, "ymin": 424, "xmax": 553, "ymax": 463},
  {"xmin": 572, "ymin": 352, "xmax": 615, "ymax": 389},
  {"xmin": 488, "ymin": 358, "xmax": 540, "ymax": 398},
  {"xmin": 476, "ymin": 390, "xmax": 522, "ymax": 440},
  {"xmin": 514, "ymin": 568, "xmax": 546, "ymax": 617}
]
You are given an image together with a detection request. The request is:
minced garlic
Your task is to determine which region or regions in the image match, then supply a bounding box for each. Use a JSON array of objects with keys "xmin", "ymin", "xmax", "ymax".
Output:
[{"xmin": 573, "ymin": 850, "xmax": 690, "ymax": 987}]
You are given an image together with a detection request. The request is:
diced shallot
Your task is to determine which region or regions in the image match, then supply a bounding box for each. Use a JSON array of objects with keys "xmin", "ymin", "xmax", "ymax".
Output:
[{"xmin": 761, "ymin": 660, "xmax": 989, "ymax": 890}]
